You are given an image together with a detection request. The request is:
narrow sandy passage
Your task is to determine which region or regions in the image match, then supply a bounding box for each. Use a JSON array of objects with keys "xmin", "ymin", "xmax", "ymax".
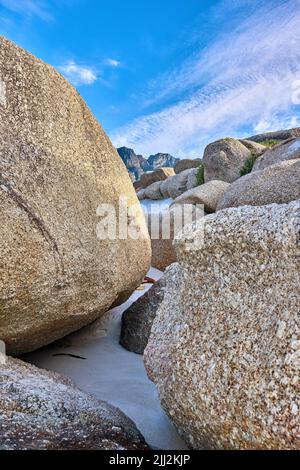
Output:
[{"xmin": 23, "ymin": 268, "xmax": 187, "ymax": 450}]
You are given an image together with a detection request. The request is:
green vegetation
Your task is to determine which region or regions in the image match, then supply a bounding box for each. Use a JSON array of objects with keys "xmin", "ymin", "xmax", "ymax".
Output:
[
  {"xmin": 196, "ymin": 164, "xmax": 205, "ymax": 186},
  {"xmin": 240, "ymin": 153, "xmax": 257, "ymax": 177},
  {"xmin": 260, "ymin": 139, "xmax": 280, "ymax": 148}
]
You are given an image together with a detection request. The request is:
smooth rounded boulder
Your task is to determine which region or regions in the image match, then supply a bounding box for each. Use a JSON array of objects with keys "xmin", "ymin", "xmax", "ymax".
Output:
[
  {"xmin": 145, "ymin": 200, "xmax": 300, "ymax": 449},
  {"xmin": 217, "ymin": 159, "xmax": 300, "ymax": 211},
  {"xmin": 171, "ymin": 180, "xmax": 230, "ymax": 214},
  {"xmin": 0, "ymin": 37, "xmax": 151, "ymax": 354},
  {"xmin": 203, "ymin": 138, "xmax": 251, "ymax": 183},
  {"xmin": 0, "ymin": 357, "xmax": 149, "ymax": 450}
]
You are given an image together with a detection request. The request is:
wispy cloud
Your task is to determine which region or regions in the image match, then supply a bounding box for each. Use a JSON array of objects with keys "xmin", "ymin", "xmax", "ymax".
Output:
[
  {"xmin": 105, "ymin": 58, "xmax": 120, "ymax": 67},
  {"xmin": 111, "ymin": 0, "xmax": 300, "ymax": 156},
  {"xmin": 58, "ymin": 61, "xmax": 97, "ymax": 86},
  {"xmin": 0, "ymin": 0, "xmax": 53, "ymax": 21}
]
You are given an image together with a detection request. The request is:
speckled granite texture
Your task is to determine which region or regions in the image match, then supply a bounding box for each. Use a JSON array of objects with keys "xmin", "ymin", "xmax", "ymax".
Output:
[
  {"xmin": 144, "ymin": 200, "xmax": 300, "ymax": 449},
  {"xmin": 0, "ymin": 357, "xmax": 149, "ymax": 450},
  {"xmin": 0, "ymin": 36, "xmax": 151, "ymax": 354}
]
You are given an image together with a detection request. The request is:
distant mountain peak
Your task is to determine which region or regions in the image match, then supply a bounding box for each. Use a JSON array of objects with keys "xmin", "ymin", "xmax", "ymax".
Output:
[{"xmin": 117, "ymin": 147, "xmax": 179, "ymax": 181}]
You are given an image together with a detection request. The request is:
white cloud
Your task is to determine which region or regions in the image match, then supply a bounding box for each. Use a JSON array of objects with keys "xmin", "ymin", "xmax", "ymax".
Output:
[
  {"xmin": 0, "ymin": 0, "xmax": 53, "ymax": 21},
  {"xmin": 111, "ymin": 0, "xmax": 300, "ymax": 156},
  {"xmin": 58, "ymin": 61, "xmax": 97, "ymax": 86},
  {"xmin": 105, "ymin": 58, "xmax": 120, "ymax": 67}
]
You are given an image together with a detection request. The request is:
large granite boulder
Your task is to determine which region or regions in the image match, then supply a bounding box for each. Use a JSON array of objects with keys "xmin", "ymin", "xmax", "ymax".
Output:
[
  {"xmin": 120, "ymin": 274, "xmax": 167, "ymax": 354},
  {"xmin": 0, "ymin": 37, "xmax": 151, "ymax": 354},
  {"xmin": 217, "ymin": 159, "xmax": 300, "ymax": 211},
  {"xmin": 174, "ymin": 158, "xmax": 202, "ymax": 174},
  {"xmin": 0, "ymin": 357, "xmax": 149, "ymax": 450},
  {"xmin": 140, "ymin": 167, "xmax": 175, "ymax": 189},
  {"xmin": 144, "ymin": 201, "xmax": 300, "ymax": 449},
  {"xmin": 171, "ymin": 180, "xmax": 230, "ymax": 214},
  {"xmin": 252, "ymin": 138, "xmax": 300, "ymax": 171},
  {"xmin": 203, "ymin": 138, "xmax": 251, "ymax": 183}
]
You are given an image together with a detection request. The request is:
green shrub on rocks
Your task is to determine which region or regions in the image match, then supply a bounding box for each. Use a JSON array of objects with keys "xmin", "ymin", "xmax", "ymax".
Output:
[
  {"xmin": 196, "ymin": 164, "xmax": 205, "ymax": 186},
  {"xmin": 240, "ymin": 153, "xmax": 257, "ymax": 176},
  {"xmin": 259, "ymin": 139, "xmax": 279, "ymax": 148}
]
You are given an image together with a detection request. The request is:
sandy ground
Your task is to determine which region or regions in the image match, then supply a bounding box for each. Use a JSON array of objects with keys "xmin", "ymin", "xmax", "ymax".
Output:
[{"xmin": 23, "ymin": 267, "xmax": 187, "ymax": 450}]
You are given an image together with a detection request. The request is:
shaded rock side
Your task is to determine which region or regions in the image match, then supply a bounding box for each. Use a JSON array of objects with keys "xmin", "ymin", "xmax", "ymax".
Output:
[
  {"xmin": 120, "ymin": 273, "xmax": 168, "ymax": 354},
  {"xmin": 144, "ymin": 200, "xmax": 300, "ymax": 449},
  {"xmin": 0, "ymin": 36, "xmax": 151, "ymax": 354},
  {"xmin": 0, "ymin": 357, "xmax": 149, "ymax": 450}
]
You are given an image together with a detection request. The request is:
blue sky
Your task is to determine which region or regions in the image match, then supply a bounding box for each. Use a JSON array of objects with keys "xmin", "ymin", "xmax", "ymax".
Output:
[{"xmin": 1, "ymin": 0, "xmax": 300, "ymax": 157}]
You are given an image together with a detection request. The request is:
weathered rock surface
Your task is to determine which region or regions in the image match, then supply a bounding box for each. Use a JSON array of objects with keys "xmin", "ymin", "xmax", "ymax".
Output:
[
  {"xmin": 144, "ymin": 200, "xmax": 300, "ymax": 449},
  {"xmin": 144, "ymin": 181, "xmax": 164, "ymax": 200},
  {"xmin": 171, "ymin": 180, "xmax": 230, "ymax": 214},
  {"xmin": 0, "ymin": 357, "xmax": 149, "ymax": 450},
  {"xmin": 247, "ymin": 127, "xmax": 300, "ymax": 143},
  {"xmin": 0, "ymin": 36, "xmax": 151, "ymax": 354},
  {"xmin": 203, "ymin": 138, "xmax": 251, "ymax": 183},
  {"xmin": 160, "ymin": 169, "xmax": 196, "ymax": 199},
  {"xmin": 217, "ymin": 159, "xmax": 300, "ymax": 210},
  {"xmin": 120, "ymin": 274, "xmax": 168, "ymax": 354},
  {"xmin": 140, "ymin": 167, "xmax": 175, "ymax": 189},
  {"xmin": 239, "ymin": 139, "xmax": 266, "ymax": 156},
  {"xmin": 174, "ymin": 158, "xmax": 202, "ymax": 174},
  {"xmin": 252, "ymin": 138, "xmax": 300, "ymax": 172}
]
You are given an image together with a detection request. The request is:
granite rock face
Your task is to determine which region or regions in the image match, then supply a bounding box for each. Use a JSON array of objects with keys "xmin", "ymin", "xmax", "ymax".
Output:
[
  {"xmin": 252, "ymin": 138, "xmax": 300, "ymax": 171},
  {"xmin": 174, "ymin": 158, "xmax": 202, "ymax": 174},
  {"xmin": 120, "ymin": 274, "xmax": 168, "ymax": 354},
  {"xmin": 247, "ymin": 127, "xmax": 300, "ymax": 143},
  {"xmin": 0, "ymin": 358, "xmax": 149, "ymax": 450},
  {"xmin": 0, "ymin": 36, "xmax": 151, "ymax": 354},
  {"xmin": 171, "ymin": 180, "xmax": 230, "ymax": 214},
  {"xmin": 217, "ymin": 159, "xmax": 300, "ymax": 210},
  {"xmin": 203, "ymin": 138, "xmax": 251, "ymax": 183},
  {"xmin": 145, "ymin": 201, "xmax": 300, "ymax": 449}
]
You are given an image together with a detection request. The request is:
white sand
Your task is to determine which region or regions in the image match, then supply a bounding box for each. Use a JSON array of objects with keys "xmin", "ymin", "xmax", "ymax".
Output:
[{"xmin": 23, "ymin": 267, "xmax": 187, "ymax": 450}]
